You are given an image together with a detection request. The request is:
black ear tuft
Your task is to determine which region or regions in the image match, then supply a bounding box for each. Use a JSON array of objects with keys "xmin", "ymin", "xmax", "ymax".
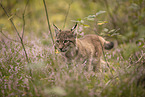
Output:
[
  {"xmin": 70, "ymin": 23, "xmax": 78, "ymax": 38},
  {"xmin": 53, "ymin": 24, "xmax": 61, "ymax": 36},
  {"xmin": 53, "ymin": 24, "xmax": 61, "ymax": 31},
  {"xmin": 71, "ymin": 23, "xmax": 78, "ymax": 31}
]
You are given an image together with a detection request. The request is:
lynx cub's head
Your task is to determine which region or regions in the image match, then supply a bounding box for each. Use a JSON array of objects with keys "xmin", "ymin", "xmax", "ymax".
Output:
[{"xmin": 54, "ymin": 24, "xmax": 78, "ymax": 52}]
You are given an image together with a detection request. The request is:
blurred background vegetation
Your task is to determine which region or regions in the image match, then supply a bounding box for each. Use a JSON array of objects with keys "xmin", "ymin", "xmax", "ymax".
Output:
[{"xmin": 0, "ymin": 0, "xmax": 144, "ymax": 44}]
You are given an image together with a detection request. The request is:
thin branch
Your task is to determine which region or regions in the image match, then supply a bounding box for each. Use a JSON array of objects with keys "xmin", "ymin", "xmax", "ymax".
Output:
[
  {"xmin": 100, "ymin": 75, "xmax": 118, "ymax": 94},
  {"xmin": 103, "ymin": 0, "xmax": 116, "ymax": 28},
  {"xmin": 99, "ymin": 38, "xmax": 115, "ymax": 75},
  {"xmin": 63, "ymin": 0, "xmax": 73, "ymax": 29},
  {"xmin": 22, "ymin": 0, "xmax": 29, "ymax": 39},
  {"xmin": 42, "ymin": 0, "xmax": 58, "ymax": 63},
  {"xmin": 42, "ymin": 0, "xmax": 54, "ymax": 45},
  {"xmin": 127, "ymin": 53, "xmax": 145, "ymax": 69},
  {"xmin": 0, "ymin": 30, "xmax": 31, "ymax": 47},
  {"xmin": 94, "ymin": 18, "xmax": 114, "ymax": 74},
  {"xmin": 135, "ymin": 53, "xmax": 145, "ymax": 64},
  {"xmin": 0, "ymin": 3, "xmax": 32, "ymax": 76},
  {"xmin": 0, "ymin": 3, "xmax": 22, "ymax": 42},
  {"xmin": 99, "ymin": 38, "xmax": 110, "ymax": 67},
  {"xmin": 0, "ymin": 30, "xmax": 19, "ymax": 42}
]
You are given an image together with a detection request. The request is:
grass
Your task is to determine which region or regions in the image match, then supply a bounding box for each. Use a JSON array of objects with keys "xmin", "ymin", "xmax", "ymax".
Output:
[{"xmin": 0, "ymin": 35, "xmax": 144, "ymax": 97}]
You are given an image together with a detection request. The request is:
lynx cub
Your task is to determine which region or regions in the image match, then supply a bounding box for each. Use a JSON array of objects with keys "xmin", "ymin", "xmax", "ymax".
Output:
[{"xmin": 54, "ymin": 23, "xmax": 114, "ymax": 71}]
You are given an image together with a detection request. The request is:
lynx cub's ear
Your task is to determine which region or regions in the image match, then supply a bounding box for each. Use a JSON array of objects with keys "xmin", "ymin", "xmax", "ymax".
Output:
[
  {"xmin": 71, "ymin": 23, "xmax": 78, "ymax": 37},
  {"xmin": 53, "ymin": 24, "xmax": 61, "ymax": 36}
]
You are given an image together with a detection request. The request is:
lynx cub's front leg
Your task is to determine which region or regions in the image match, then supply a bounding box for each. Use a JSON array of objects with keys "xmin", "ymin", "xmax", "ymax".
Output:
[{"xmin": 92, "ymin": 58, "xmax": 101, "ymax": 72}]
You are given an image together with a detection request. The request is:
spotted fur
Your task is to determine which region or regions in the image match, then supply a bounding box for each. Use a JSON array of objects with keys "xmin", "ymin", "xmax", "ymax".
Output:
[{"xmin": 54, "ymin": 24, "xmax": 114, "ymax": 71}]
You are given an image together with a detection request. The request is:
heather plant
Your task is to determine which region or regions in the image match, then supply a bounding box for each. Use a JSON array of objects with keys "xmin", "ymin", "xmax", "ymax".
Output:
[{"xmin": 0, "ymin": 37, "xmax": 144, "ymax": 97}]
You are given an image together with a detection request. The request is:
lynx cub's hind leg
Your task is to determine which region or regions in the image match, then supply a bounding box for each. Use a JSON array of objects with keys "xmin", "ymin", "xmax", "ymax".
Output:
[
  {"xmin": 92, "ymin": 57, "xmax": 101, "ymax": 72},
  {"xmin": 88, "ymin": 57, "xmax": 93, "ymax": 71}
]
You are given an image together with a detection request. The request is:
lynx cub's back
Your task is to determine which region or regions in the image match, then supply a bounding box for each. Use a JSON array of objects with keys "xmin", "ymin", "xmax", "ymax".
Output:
[{"xmin": 54, "ymin": 24, "xmax": 114, "ymax": 71}]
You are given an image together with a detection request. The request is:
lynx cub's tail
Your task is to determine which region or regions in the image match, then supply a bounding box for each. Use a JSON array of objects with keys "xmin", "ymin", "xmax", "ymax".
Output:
[
  {"xmin": 99, "ymin": 36, "xmax": 114, "ymax": 50},
  {"xmin": 104, "ymin": 41, "xmax": 114, "ymax": 50}
]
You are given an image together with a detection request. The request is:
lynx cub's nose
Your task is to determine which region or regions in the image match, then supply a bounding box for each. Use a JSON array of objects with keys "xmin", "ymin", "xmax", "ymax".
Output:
[
  {"xmin": 59, "ymin": 47, "xmax": 63, "ymax": 51},
  {"xmin": 59, "ymin": 45, "xmax": 63, "ymax": 51}
]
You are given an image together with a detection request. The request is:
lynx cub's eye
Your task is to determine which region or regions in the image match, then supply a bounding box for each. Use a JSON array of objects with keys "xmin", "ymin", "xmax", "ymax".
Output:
[
  {"xmin": 63, "ymin": 40, "xmax": 69, "ymax": 43},
  {"xmin": 56, "ymin": 40, "xmax": 59, "ymax": 43}
]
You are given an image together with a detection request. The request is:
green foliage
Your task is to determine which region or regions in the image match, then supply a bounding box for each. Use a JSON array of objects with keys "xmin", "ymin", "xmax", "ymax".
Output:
[{"xmin": 120, "ymin": 43, "xmax": 140, "ymax": 59}]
